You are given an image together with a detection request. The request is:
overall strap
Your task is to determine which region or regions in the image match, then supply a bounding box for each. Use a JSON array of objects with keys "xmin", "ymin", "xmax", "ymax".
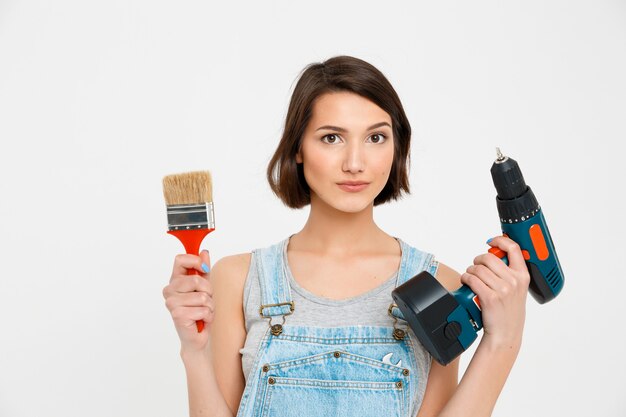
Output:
[
  {"xmin": 389, "ymin": 239, "xmax": 438, "ymax": 321},
  {"xmin": 255, "ymin": 238, "xmax": 295, "ymax": 318}
]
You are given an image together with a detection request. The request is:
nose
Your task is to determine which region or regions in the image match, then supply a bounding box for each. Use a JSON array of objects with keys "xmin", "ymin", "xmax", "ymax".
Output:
[{"xmin": 342, "ymin": 142, "xmax": 365, "ymax": 173}]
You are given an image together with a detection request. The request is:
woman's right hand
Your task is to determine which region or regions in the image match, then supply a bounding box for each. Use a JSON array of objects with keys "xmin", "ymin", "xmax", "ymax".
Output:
[{"xmin": 162, "ymin": 249, "xmax": 214, "ymax": 353}]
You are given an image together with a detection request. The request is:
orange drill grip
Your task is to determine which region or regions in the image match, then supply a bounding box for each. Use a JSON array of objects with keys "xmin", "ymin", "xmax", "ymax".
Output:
[
  {"xmin": 488, "ymin": 246, "xmax": 507, "ymax": 259},
  {"xmin": 168, "ymin": 228, "xmax": 215, "ymax": 333}
]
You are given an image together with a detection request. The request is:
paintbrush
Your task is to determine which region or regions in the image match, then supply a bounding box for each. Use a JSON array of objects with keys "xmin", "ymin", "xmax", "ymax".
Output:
[{"xmin": 162, "ymin": 170, "xmax": 215, "ymax": 333}]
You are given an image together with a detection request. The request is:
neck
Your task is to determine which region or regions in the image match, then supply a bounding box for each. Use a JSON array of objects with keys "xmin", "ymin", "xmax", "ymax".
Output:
[{"xmin": 290, "ymin": 194, "xmax": 391, "ymax": 256}]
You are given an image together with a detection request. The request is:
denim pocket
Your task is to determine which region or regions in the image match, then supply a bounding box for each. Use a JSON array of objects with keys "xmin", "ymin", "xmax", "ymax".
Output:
[{"xmin": 256, "ymin": 350, "xmax": 409, "ymax": 417}]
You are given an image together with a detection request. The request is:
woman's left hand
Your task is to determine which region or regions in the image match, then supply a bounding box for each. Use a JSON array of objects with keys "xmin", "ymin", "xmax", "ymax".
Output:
[{"xmin": 460, "ymin": 235, "xmax": 531, "ymax": 350}]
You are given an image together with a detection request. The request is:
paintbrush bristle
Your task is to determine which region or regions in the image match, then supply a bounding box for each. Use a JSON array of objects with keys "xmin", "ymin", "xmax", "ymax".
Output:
[{"xmin": 162, "ymin": 171, "xmax": 213, "ymax": 205}]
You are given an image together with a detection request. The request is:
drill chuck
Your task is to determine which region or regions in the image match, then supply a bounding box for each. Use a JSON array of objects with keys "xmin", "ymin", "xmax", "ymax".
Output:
[
  {"xmin": 491, "ymin": 149, "xmax": 540, "ymax": 223},
  {"xmin": 491, "ymin": 148, "xmax": 528, "ymax": 200}
]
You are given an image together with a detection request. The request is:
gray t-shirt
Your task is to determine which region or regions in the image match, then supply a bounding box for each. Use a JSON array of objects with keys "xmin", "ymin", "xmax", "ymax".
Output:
[{"xmin": 239, "ymin": 237, "xmax": 438, "ymax": 407}]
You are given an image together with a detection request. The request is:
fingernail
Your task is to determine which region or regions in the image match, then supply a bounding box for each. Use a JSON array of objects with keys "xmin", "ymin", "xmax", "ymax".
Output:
[
  {"xmin": 486, "ymin": 238, "xmax": 493, "ymax": 244},
  {"xmin": 201, "ymin": 263, "xmax": 210, "ymax": 273}
]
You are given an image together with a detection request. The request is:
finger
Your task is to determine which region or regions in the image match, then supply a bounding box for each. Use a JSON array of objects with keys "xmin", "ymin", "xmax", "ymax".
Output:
[
  {"xmin": 460, "ymin": 272, "xmax": 493, "ymax": 302},
  {"xmin": 474, "ymin": 253, "xmax": 516, "ymax": 288},
  {"xmin": 473, "ymin": 252, "xmax": 512, "ymax": 283},
  {"xmin": 486, "ymin": 235, "xmax": 526, "ymax": 273},
  {"xmin": 168, "ymin": 274, "xmax": 213, "ymax": 295},
  {"xmin": 199, "ymin": 249, "xmax": 211, "ymax": 277},
  {"xmin": 171, "ymin": 253, "xmax": 209, "ymax": 278},
  {"xmin": 171, "ymin": 306, "xmax": 213, "ymax": 324},
  {"xmin": 466, "ymin": 264, "xmax": 503, "ymax": 291},
  {"xmin": 165, "ymin": 291, "xmax": 214, "ymax": 311}
]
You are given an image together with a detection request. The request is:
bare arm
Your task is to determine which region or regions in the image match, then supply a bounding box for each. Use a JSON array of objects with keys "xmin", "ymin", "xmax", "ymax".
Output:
[
  {"xmin": 181, "ymin": 348, "xmax": 234, "ymax": 417},
  {"xmin": 206, "ymin": 254, "xmax": 249, "ymax": 415},
  {"xmin": 417, "ymin": 236, "xmax": 530, "ymax": 417},
  {"xmin": 164, "ymin": 251, "xmax": 249, "ymax": 417}
]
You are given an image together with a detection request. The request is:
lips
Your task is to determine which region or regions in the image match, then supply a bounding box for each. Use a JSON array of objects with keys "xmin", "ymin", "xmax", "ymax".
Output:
[{"xmin": 337, "ymin": 181, "xmax": 370, "ymax": 192}]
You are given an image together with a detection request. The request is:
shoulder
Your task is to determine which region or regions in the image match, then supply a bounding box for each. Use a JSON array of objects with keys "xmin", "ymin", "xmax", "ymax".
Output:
[
  {"xmin": 209, "ymin": 253, "xmax": 253, "ymax": 299},
  {"xmin": 400, "ymin": 239, "xmax": 461, "ymax": 292},
  {"xmin": 433, "ymin": 262, "xmax": 462, "ymax": 292},
  {"xmin": 212, "ymin": 252, "xmax": 252, "ymax": 274}
]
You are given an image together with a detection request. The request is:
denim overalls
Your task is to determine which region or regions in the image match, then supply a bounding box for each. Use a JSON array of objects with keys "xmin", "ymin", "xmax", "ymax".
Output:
[{"xmin": 235, "ymin": 238, "xmax": 438, "ymax": 417}]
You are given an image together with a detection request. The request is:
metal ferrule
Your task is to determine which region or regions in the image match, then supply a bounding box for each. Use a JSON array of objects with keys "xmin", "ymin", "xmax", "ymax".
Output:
[{"xmin": 166, "ymin": 202, "xmax": 215, "ymax": 231}]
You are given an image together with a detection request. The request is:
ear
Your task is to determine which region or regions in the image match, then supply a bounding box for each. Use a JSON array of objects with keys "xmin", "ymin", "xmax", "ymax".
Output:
[{"xmin": 295, "ymin": 148, "xmax": 303, "ymax": 164}]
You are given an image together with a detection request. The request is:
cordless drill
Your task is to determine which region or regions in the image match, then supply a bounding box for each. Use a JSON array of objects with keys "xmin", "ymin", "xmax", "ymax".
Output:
[{"xmin": 391, "ymin": 149, "xmax": 564, "ymax": 365}]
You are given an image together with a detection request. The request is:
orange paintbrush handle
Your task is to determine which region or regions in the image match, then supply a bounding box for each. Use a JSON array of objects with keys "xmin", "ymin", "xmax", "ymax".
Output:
[{"xmin": 168, "ymin": 228, "xmax": 215, "ymax": 333}]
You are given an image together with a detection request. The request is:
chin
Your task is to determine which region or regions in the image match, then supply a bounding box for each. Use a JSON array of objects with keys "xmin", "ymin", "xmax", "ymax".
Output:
[
  {"xmin": 334, "ymin": 205, "xmax": 369, "ymax": 214},
  {"xmin": 329, "ymin": 197, "xmax": 375, "ymax": 214},
  {"xmin": 311, "ymin": 188, "xmax": 380, "ymax": 213}
]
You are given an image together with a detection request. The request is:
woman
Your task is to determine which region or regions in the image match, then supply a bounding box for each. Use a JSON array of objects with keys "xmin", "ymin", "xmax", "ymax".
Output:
[{"xmin": 162, "ymin": 55, "xmax": 530, "ymax": 417}]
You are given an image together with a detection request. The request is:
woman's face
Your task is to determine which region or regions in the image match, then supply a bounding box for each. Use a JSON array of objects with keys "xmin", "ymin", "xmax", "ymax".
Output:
[{"xmin": 296, "ymin": 91, "xmax": 395, "ymax": 213}]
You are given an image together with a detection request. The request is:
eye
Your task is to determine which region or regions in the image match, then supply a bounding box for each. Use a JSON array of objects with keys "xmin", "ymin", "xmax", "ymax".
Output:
[
  {"xmin": 368, "ymin": 133, "xmax": 387, "ymax": 144},
  {"xmin": 321, "ymin": 134, "xmax": 342, "ymax": 144}
]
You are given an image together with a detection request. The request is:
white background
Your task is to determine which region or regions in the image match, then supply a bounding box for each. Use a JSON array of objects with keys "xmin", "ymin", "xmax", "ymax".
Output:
[{"xmin": 1, "ymin": 1, "xmax": 625, "ymax": 416}]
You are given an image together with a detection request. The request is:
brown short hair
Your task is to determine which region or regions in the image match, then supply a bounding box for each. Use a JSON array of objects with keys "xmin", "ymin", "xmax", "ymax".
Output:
[{"xmin": 266, "ymin": 55, "xmax": 412, "ymax": 209}]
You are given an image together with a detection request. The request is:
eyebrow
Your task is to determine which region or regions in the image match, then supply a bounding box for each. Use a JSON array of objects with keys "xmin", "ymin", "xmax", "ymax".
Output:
[{"xmin": 315, "ymin": 121, "xmax": 392, "ymax": 133}]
